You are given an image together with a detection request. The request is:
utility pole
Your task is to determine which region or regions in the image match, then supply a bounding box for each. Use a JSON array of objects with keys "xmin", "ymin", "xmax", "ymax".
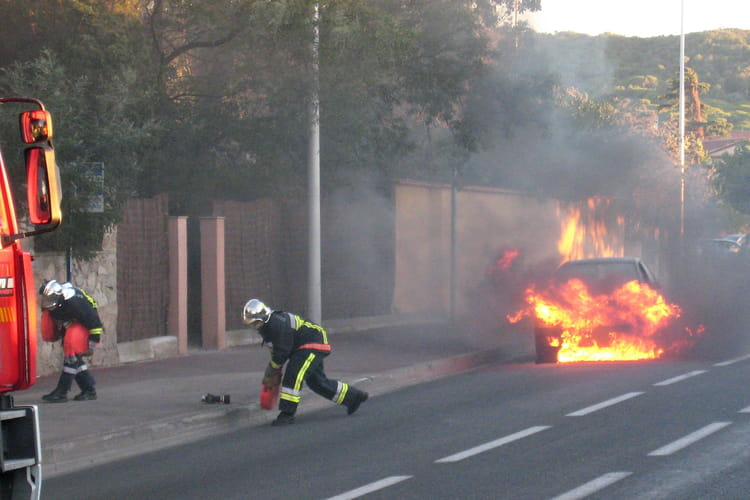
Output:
[
  {"xmin": 450, "ymin": 167, "xmax": 457, "ymax": 324},
  {"xmin": 679, "ymin": 0, "xmax": 686, "ymax": 241},
  {"xmin": 308, "ymin": 1, "xmax": 322, "ymax": 323},
  {"xmin": 513, "ymin": 0, "xmax": 520, "ymax": 48}
]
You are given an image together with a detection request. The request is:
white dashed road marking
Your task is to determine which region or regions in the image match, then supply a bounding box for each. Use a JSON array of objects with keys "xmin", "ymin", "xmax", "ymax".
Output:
[
  {"xmin": 435, "ymin": 425, "xmax": 551, "ymax": 463},
  {"xmin": 332, "ymin": 358, "xmax": 749, "ymax": 497},
  {"xmin": 549, "ymin": 472, "xmax": 632, "ymax": 500},
  {"xmin": 648, "ymin": 421, "xmax": 732, "ymax": 456},
  {"xmin": 653, "ymin": 370, "xmax": 707, "ymax": 386},
  {"xmin": 566, "ymin": 392, "xmax": 644, "ymax": 417},
  {"xmin": 714, "ymin": 354, "xmax": 750, "ymax": 367},
  {"xmin": 325, "ymin": 475, "xmax": 413, "ymax": 500}
]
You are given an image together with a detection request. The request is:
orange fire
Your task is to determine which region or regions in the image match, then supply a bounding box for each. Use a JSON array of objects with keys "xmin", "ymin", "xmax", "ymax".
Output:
[
  {"xmin": 509, "ymin": 278, "xmax": 691, "ymax": 362},
  {"xmin": 558, "ymin": 197, "xmax": 624, "ymax": 262},
  {"xmin": 487, "ymin": 248, "xmax": 519, "ymax": 276},
  {"xmin": 501, "ymin": 196, "xmax": 702, "ymax": 362}
]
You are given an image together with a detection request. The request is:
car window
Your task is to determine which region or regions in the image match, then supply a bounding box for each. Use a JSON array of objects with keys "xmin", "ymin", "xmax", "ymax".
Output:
[{"xmin": 556, "ymin": 261, "xmax": 642, "ymax": 291}]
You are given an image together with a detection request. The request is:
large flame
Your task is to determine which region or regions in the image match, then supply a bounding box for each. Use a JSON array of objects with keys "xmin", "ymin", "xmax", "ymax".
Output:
[
  {"xmin": 502, "ymin": 196, "xmax": 701, "ymax": 363},
  {"xmin": 510, "ymin": 278, "xmax": 691, "ymax": 362},
  {"xmin": 558, "ymin": 198, "xmax": 624, "ymax": 262}
]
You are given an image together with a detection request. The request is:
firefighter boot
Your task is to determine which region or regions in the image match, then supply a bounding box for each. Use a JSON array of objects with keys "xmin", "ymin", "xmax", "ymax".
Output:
[
  {"xmin": 73, "ymin": 371, "xmax": 97, "ymax": 401},
  {"xmin": 271, "ymin": 412, "xmax": 295, "ymax": 426},
  {"xmin": 42, "ymin": 373, "xmax": 74, "ymax": 403},
  {"xmin": 345, "ymin": 388, "xmax": 369, "ymax": 415}
]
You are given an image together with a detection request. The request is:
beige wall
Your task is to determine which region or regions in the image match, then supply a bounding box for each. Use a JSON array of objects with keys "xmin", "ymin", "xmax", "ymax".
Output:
[{"xmin": 393, "ymin": 181, "xmax": 563, "ymax": 319}]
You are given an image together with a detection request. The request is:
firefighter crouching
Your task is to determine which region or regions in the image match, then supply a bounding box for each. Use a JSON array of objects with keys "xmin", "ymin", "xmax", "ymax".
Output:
[
  {"xmin": 39, "ymin": 279, "xmax": 103, "ymax": 402},
  {"xmin": 243, "ymin": 298, "xmax": 369, "ymax": 426}
]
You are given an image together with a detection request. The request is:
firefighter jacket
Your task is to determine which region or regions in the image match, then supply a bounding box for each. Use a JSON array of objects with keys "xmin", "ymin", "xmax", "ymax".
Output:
[
  {"xmin": 49, "ymin": 286, "xmax": 104, "ymax": 343},
  {"xmin": 259, "ymin": 311, "xmax": 330, "ymax": 369}
]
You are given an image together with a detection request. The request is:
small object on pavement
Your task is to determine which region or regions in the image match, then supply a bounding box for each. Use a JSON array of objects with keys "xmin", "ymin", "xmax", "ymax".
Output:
[
  {"xmin": 202, "ymin": 393, "xmax": 231, "ymax": 404},
  {"xmin": 260, "ymin": 383, "xmax": 279, "ymax": 410}
]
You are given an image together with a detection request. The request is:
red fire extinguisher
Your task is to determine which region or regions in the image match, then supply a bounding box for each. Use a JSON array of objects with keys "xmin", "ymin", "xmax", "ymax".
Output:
[{"xmin": 260, "ymin": 383, "xmax": 279, "ymax": 410}]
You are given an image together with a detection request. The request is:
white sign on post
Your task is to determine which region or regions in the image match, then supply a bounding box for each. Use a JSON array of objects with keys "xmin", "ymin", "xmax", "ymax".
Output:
[{"xmin": 83, "ymin": 162, "xmax": 104, "ymax": 213}]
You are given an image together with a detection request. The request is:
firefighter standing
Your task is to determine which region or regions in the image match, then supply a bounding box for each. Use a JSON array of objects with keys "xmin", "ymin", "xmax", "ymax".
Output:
[
  {"xmin": 242, "ymin": 298, "xmax": 369, "ymax": 426},
  {"xmin": 39, "ymin": 280, "xmax": 103, "ymax": 402}
]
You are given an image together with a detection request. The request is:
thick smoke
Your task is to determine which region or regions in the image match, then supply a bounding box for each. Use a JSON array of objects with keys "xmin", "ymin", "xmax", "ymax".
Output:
[
  {"xmin": 456, "ymin": 34, "xmax": 747, "ymax": 360},
  {"xmin": 322, "ymin": 170, "xmax": 395, "ymax": 319}
]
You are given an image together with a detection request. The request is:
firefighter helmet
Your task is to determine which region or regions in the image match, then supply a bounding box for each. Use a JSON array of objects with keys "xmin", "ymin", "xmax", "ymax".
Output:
[
  {"xmin": 242, "ymin": 299, "xmax": 272, "ymax": 329},
  {"xmin": 39, "ymin": 279, "xmax": 64, "ymax": 310}
]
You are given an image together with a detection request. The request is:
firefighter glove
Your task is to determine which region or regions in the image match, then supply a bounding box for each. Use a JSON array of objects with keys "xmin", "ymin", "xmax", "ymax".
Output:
[
  {"xmin": 263, "ymin": 363, "xmax": 281, "ymax": 388},
  {"xmin": 84, "ymin": 340, "xmax": 98, "ymax": 357}
]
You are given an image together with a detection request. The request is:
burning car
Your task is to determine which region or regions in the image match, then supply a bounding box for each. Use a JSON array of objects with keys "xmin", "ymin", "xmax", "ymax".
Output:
[{"xmin": 524, "ymin": 257, "xmax": 683, "ymax": 364}]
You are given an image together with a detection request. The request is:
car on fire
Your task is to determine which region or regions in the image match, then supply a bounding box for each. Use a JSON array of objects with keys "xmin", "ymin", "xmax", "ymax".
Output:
[{"xmin": 534, "ymin": 257, "xmax": 660, "ymax": 364}]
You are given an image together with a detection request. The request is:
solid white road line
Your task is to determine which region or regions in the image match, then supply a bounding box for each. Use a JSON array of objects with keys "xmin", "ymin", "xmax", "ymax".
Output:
[
  {"xmin": 565, "ymin": 392, "xmax": 644, "ymax": 417},
  {"xmin": 550, "ymin": 471, "xmax": 632, "ymax": 500},
  {"xmin": 739, "ymin": 406, "xmax": 750, "ymax": 413},
  {"xmin": 325, "ymin": 475, "xmax": 413, "ymax": 500},
  {"xmin": 714, "ymin": 354, "xmax": 750, "ymax": 366},
  {"xmin": 653, "ymin": 370, "xmax": 707, "ymax": 386},
  {"xmin": 434, "ymin": 425, "xmax": 551, "ymax": 463},
  {"xmin": 648, "ymin": 421, "xmax": 732, "ymax": 456}
]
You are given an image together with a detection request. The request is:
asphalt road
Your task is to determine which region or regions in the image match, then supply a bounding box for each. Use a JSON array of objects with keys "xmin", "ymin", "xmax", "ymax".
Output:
[{"xmin": 44, "ymin": 354, "xmax": 750, "ymax": 499}]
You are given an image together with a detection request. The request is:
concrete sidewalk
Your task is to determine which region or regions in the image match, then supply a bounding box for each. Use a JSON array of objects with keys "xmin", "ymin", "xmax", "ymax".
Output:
[{"xmin": 11, "ymin": 318, "xmax": 533, "ymax": 478}]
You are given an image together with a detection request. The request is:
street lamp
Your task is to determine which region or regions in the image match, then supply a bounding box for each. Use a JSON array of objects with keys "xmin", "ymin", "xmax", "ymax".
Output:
[
  {"xmin": 308, "ymin": 1, "xmax": 322, "ymax": 323},
  {"xmin": 679, "ymin": 0, "xmax": 686, "ymax": 240}
]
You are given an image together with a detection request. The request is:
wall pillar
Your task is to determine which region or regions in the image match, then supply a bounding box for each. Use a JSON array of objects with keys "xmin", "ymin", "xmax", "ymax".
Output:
[
  {"xmin": 168, "ymin": 216, "xmax": 188, "ymax": 354},
  {"xmin": 200, "ymin": 217, "xmax": 226, "ymax": 350}
]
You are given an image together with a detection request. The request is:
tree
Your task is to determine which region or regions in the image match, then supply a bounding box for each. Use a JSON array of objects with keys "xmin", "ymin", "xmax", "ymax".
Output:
[
  {"xmin": 136, "ymin": 0, "xmax": 508, "ymax": 208},
  {"xmin": 0, "ymin": 0, "xmax": 544, "ymax": 242},
  {"xmin": 710, "ymin": 142, "xmax": 750, "ymax": 215},
  {"xmin": 0, "ymin": 0, "xmax": 162, "ymax": 258},
  {"xmin": 657, "ymin": 67, "xmax": 715, "ymax": 164}
]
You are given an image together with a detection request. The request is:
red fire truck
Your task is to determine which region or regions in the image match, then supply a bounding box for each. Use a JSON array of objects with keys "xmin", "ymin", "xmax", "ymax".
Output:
[{"xmin": 0, "ymin": 97, "xmax": 63, "ymax": 499}]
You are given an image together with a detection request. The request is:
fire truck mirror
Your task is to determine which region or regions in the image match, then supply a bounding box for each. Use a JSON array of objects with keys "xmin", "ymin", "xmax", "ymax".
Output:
[
  {"xmin": 19, "ymin": 109, "xmax": 53, "ymax": 143},
  {"xmin": 25, "ymin": 146, "xmax": 62, "ymax": 226}
]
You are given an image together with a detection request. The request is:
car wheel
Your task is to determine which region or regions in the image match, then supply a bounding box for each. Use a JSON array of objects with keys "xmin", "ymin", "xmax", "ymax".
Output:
[{"xmin": 535, "ymin": 332, "xmax": 559, "ymax": 364}]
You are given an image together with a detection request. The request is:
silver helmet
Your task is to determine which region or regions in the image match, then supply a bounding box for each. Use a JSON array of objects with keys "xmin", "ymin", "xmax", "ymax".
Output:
[
  {"xmin": 39, "ymin": 279, "xmax": 63, "ymax": 310},
  {"xmin": 242, "ymin": 299, "xmax": 272, "ymax": 330}
]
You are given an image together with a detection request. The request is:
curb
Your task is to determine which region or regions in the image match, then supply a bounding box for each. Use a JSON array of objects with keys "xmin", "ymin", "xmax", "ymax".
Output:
[
  {"xmin": 42, "ymin": 346, "xmax": 504, "ymax": 478},
  {"xmin": 115, "ymin": 315, "xmax": 446, "ymax": 365}
]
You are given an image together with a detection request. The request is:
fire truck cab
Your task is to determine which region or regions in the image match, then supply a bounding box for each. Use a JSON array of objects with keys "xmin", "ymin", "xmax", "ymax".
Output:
[{"xmin": 0, "ymin": 97, "xmax": 63, "ymax": 500}]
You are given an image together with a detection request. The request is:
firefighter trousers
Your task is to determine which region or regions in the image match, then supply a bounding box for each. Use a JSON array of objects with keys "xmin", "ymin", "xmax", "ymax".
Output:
[{"xmin": 278, "ymin": 349, "xmax": 364, "ymax": 415}]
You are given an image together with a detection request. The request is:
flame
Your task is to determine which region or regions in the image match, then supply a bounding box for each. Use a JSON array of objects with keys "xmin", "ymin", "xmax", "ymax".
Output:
[
  {"xmin": 558, "ymin": 198, "xmax": 624, "ymax": 262},
  {"xmin": 487, "ymin": 248, "xmax": 519, "ymax": 275},
  {"xmin": 501, "ymin": 196, "xmax": 700, "ymax": 363},
  {"xmin": 509, "ymin": 278, "xmax": 698, "ymax": 362}
]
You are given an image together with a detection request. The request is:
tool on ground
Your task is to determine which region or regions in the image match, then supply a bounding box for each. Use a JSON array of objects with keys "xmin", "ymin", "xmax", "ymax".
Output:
[{"xmin": 202, "ymin": 393, "xmax": 231, "ymax": 404}]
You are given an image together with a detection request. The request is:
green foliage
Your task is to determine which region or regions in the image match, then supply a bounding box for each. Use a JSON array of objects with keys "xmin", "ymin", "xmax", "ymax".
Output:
[
  {"xmin": 534, "ymin": 29, "xmax": 750, "ymax": 130},
  {"xmin": 1, "ymin": 0, "xmax": 746, "ymax": 257},
  {"xmin": 138, "ymin": 0, "xmax": 506, "ymax": 209},
  {"xmin": 0, "ymin": 45, "xmax": 162, "ymax": 258},
  {"xmin": 710, "ymin": 142, "xmax": 750, "ymax": 214}
]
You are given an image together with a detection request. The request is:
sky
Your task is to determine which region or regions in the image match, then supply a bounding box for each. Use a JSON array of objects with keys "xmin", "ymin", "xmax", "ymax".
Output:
[{"xmin": 527, "ymin": 0, "xmax": 750, "ymax": 37}]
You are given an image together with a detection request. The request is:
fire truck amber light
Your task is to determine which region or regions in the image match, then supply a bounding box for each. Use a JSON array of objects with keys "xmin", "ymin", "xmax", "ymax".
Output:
[{"xmin": 20, "ymin": 109, "xmax": 52, "ymax": 143}]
